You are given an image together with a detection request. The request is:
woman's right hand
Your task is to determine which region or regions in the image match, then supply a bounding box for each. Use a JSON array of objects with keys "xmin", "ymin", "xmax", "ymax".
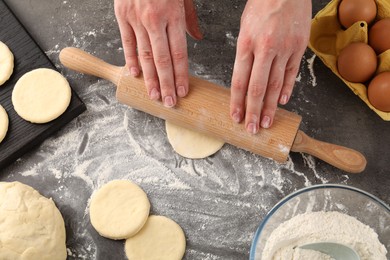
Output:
[{"xmin": 114, "ymin": 0, "xmax": 202, "ymax": 107}]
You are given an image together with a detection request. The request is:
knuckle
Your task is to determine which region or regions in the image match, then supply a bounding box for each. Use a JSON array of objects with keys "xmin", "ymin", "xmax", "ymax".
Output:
[
  {"xmin": 123, "ymin": 37, "xmax": 137, "ymax": 49},
  {"xmin": 248, "ymin": 83, "xmax": 265, "ymax": 97},
  {"xmin": 285, "ymin": 65, "xmax": 298, "ymax": 75},
  {"xmin": 262, "ymin": 106, "xmax": 276, "ymax": 118},
  {"xmin": 267, "ymin": 79, "xmax": 282, "ymax": 91},
  {"xmin": 231, "ymin": 79, "xmax": 247, "ymax": 92},
  {"xmin": 155, "ymin": 54, "xmax": 172, "ymax": 68},
  {"xmin": 159, "ymin": 80, "xmax": 174, "ymax": 94},
  {"xmin": 144, "ymin": 76, "xmax": 159, "ymax": 89},
  {"xmin": 125, "ymin": 53, "xmax": 138, "ymax": 62},
  {"xmin": 174, "ymin": 75, "xmax": 187, "ymax": 86},
  {"xmin": 142, "ymin": 5, "xmax": 163, "ymax": 29},
  {"xmin": 170, "ymin": 14, "xmax": 183, "ymax": 24},
  {"xmin": 174, "ymin": 73, "xmax": 185, "ymax": 81},
  {"xmin": 114, "ymin": 3, "xmax": 127, "ymax": 17},
  {"xmin": 171, "ymin": 50, "xmax": 187, "ymax": 62},
  {"xmin": 259, "ymin": 37, "xmax": 277, "ymax": 55},
  {"xmin": 139, "ymin": 50, "xmax": 154, "ymax": 61},
  {"xmin": 294, "ymin": 34, "xmax": 309, "ymax": 47},
  {"xmin": 237, "ymin": 35, "xmax": 253, "ymax": 53},
  {"xmin": 115, "ymin": 2, "xmax": 135, "ymax": 20},
  {"xmin": 258, "ymin": 33, "xmax": 274, "ymax": 46}
]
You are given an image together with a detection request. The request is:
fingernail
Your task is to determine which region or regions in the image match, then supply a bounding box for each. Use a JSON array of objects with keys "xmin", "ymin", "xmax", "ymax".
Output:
[
  {"xmin": 177, "ymin": 86, "xmax": 186, "ymax": 97},
  {"xmin": 130, "ymin": 67, "xmax": 139, "ymax": 77},
  {"xmin": 247, "ymin": 123, "xmax": 258, "ymax": 134},
  {"xmin": 279, "ymin": 94, "xmax": 288, "ymax": 105},
  {"xmin": 150, "ymin": 88, "xmax": 160, "ymax": 100},
  {"xmin": 164, "ymin": 96, "xmax": 175, "ymax": 107},
  {"xmin": 232, "ymin": 112, "xmax": 241, "ymax": 123},
  {"xmin": 261, "ymin": 116, "xmax": 271, "ymax": 129}
]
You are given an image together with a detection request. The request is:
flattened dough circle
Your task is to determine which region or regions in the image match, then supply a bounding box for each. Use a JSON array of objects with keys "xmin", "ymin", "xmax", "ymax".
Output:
[
  {"xmin": 0, "ymin": 41, "xmax": 14, "ymax": 86},
  {"xmin": 125, "ymin": 215, "xmax": 186, "ymax": 260},
  {"xmin": 12, "ymin": 68, "xmax": 71, "ymax": 123},
  {"xmin": 165, "ymin": 121, "xmax": 225, "ymax": 159},
  {"xmin": 0, "ymin": 181, "xmax": 67, "ymax": 260},
  {"xmin": 0, "ymin": 105, "xmax": 9, "ymax": 143},
  {"xmin": 89, "ymin": 180, "xmax": 150, "ymax": 240}
]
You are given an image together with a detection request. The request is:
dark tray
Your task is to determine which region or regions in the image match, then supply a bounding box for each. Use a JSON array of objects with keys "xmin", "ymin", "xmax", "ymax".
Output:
[{"xmin": 0, "ymin": 0, "xmax": 86, "ymax": 169}]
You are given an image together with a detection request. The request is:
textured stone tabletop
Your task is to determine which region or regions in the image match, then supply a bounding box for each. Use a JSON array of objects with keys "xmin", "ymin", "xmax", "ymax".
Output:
[{"xmin": 1, "ymin": 0, "xmax": 389, "ymax": 259}]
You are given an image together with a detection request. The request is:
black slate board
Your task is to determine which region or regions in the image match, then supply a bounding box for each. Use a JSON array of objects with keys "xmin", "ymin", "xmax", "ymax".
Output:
[{"xmin": 0, "ymin": 0, "xmax": 86, "ymax": 169}]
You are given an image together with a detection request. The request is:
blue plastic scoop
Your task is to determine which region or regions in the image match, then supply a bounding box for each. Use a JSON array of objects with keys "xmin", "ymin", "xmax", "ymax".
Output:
[{"xmin": 300, "ymin": 242, "xmax": 360, "ymax": 260}]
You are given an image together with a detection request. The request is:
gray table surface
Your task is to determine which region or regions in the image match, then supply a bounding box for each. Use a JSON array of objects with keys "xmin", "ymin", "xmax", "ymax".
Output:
[{"xmin": 1, "ymin": 0, "xmax": 389, "ymax": 259}]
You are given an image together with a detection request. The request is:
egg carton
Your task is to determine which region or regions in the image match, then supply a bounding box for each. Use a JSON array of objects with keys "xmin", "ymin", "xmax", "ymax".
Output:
[{"xmin": 309, "ymin": 0, "xmax": 390, "ymax": 121}]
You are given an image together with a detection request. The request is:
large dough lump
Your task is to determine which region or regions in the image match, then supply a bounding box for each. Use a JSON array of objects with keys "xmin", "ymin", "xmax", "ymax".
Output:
[{"xmin": 0, "ymin": 181, "xmax": 67, "ymax": 260}]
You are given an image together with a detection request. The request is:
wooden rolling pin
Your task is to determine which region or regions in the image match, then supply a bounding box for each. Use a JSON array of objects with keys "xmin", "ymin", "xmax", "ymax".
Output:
[{"xmin": 59, "ymin": 47, "xmax": 366, "ymax": 173}]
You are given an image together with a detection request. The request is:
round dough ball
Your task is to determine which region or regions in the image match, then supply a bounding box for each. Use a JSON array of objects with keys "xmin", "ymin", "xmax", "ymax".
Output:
[
  {"xmin": 0, "ymin": 41, "xmax": 14, "ymax": 86},
  {"xmin": 0, "ymin": 181, "xmax": 67, "ymax": 260},
  {"xmin": 89, "ymin": 180, "xmax": 150, "ymax": 240},
  {"xmin": 0, "ymin": 105, "xmax": 9, "ymax": 143},
  {"xmin": 125, "ymin": 215, "xmax": 186, "ymax": 260},
  {"xmin": 12, "ymin": 68, "xmax": 71, "ymax": 123},
  {"xmin": 165, "ymin": 121, "xmax": 225, "ymax": 159}
]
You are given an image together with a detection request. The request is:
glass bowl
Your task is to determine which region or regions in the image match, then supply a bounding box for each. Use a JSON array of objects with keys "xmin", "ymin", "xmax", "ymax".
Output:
[{"xmin": 250, "ymin": 184, "xmax": 390, "ymax": 259}]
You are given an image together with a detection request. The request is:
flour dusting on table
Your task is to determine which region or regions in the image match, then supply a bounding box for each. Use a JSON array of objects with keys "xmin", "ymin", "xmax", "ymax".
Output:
[{"xmin": 307, "ymin": 54, "xmax": 317, "ymax": 87}]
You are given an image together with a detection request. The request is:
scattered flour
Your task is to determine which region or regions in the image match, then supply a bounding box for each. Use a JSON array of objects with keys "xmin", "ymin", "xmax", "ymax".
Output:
[
  {"xmin": 301, "ymin": 154, "xmax": 328, "ymax": 183},
  {"xmin": 295, "ymin": 72, "xmax": 302, "ymax": 82},
  {"xmin": 306, "ymin": 54, "xmax": 317, "ymax": 87},
  {"xmin": 261, "ymin": 211, "xmax": 387, "ymax": 260},
  {"xmin": 225, "ymin": 31, "xmax": 237, "ymax": 47}
]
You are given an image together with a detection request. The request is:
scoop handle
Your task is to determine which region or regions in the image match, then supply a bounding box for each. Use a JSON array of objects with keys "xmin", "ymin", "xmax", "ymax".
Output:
[
  {"xmin": 59, "ymin": 47, "xmax": 123, "ymax": 85},
  {"xmin": 291, "ymin": 130, "xmax": 366, "ymax": 173}
]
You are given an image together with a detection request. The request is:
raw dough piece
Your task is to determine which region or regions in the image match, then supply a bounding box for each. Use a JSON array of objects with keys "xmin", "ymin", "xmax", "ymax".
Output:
[
  {"xmin": 12, "ymin": 68, "xmax": 71, "ymax": 123},
  {"xmin": 0, "ymin": 181, "xmax": 67, "ymax": 260},
  {"xmin": 0, "ymin": 105, "xmax": 8, "ymax": 143},
  {"xmin": 125, "ymin": 215, "xmax": 186, "ymax": 260},
  {"xmin": 165, "ymin": 121, "xmax": 225, "ymax": 159},
  {"xmin": 0, "ymin": 41, "xmax": 14, "ymax": 86},
  {"xmin": 89, "ymin": 180, "xmax": 150, "ymax": 240}
]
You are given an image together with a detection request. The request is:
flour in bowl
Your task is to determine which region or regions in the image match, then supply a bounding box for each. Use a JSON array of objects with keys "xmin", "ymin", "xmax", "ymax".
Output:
[{"xmin": 261, "ymin": 211, "xmax": 387, "ymax": 260}]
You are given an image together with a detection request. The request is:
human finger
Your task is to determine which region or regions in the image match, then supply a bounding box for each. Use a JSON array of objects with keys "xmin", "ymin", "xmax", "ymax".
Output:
[
  {"xmin": 115, "ymin": 12, "xmax": 140, "ymax": 76},
  {"xmin": 260, "ymin": 55, "xmax": 288, "ymax": 129},
  {"xmin": 147, "ymin": 28, "xmax": 177, "ymax": 107},
  {"xmin": 167, "ymin": 24, "xmax": 189, "ymax": 97},
  {"xmin": 135, "ymin": 26, "xmax": 161, "ymax": 101},
  {"xmin": 230, "ymin": 37, "xmax": 254, "ymax": 124},
  {"xmin": 114, "ymin": 0, "xmax": 140, "ymax": 76},
  {"xmin": 279, "ymin": 53, "xmax": 302, "ymax": 105},
  {"xmin": 244, "ymin": 54, "xmax": 273, "ymax": 133}
]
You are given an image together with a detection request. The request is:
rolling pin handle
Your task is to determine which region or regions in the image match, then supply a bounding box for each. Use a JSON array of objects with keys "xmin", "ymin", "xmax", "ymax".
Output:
[
  {"xmin": 59, "ymin": 47, "xmax": 123, "ymax": 86},
  {"xmin": 291, "ymin": 130, "xmax": 367, "ymax": 173}
]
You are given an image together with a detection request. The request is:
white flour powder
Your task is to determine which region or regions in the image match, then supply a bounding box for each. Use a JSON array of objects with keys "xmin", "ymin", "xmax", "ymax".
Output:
[{"xmin": 261, "ymin": 211, "xmax": 387, "ymax": 260}]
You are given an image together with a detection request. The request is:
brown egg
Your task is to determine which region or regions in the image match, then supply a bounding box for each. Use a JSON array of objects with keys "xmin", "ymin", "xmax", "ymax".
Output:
[
  {"xmin": 368, "ymin": 72, "xmax": 390, "ymax": 112},
  {"xmin": 337, "ymin": 42, "xmax": 377, "ymax": 83},
  {"xmin": 338, "ymin": 0, "xmax": 377, "ymax": 28},
  {"xmin": 369, "ymin": 18, "xmax": 390, "ymax": 54}
]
